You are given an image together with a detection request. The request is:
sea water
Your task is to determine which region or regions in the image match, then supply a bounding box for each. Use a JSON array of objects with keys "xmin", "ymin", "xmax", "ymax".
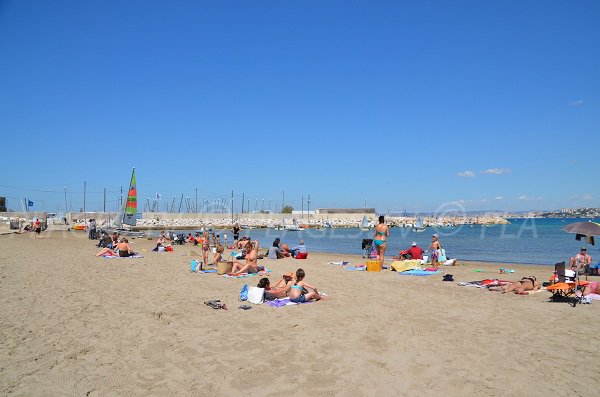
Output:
[{"xmin": 153, "ymin": 218, "xmax": 599, "ymax": 266}]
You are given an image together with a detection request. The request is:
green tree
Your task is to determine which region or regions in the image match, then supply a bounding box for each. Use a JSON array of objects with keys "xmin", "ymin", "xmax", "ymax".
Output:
[{"xmin": 281, "ymin": 205, "xmax": 293, "ymax": 214}]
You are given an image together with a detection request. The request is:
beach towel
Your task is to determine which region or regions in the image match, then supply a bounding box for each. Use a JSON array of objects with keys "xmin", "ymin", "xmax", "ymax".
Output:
[
  {"xmin": 389, "ymin": 260, "xmax": 420, "ymax": 273},
  {"xmin": 398, "ymin": 269, "xmax": 442, "ymax": 276},
  {"xmin": 346, "ymin": 266, "xmax": 366, "ymax": 271},
  {"xmin": 101, "ymin": 254, "xmax": 143, "ymax": 259},
  {"xmin": 222, "ymin": 269, "xmax": 271, "ymax": 279},
  {"xmin": 329, "ymin": 261, "xmax": 350, "ymax": 266},
  {"xmin": 458, "ymin": 279, "xmax": 511, "ymax": 288},
  {"xmin": 264, "ymin": 298, "xmax": 313, "ymax": 308},
  {"xmin": 199, "ymin": 269, "xmax": 217, "ymax": 273}
]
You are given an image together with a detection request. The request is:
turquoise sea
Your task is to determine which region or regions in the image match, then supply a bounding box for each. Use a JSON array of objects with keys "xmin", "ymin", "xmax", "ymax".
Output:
[{"xmin": 218, "ymin": 218, "xmax": 599, "ymax": 266}]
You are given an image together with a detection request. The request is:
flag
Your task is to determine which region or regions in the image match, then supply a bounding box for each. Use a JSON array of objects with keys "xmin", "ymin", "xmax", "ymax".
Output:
[
  {"xmin": 156, "ymin": 193, "xmax": 162, "ymax": 199},
  {"xmin": 28, "ymin": 200, "xmax": 34, "ymax": 207}
]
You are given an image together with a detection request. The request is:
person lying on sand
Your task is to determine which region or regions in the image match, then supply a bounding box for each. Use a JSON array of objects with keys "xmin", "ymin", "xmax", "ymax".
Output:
[
  {"xmin": 582, "ymin": 281, "xmax": 600, "ymax": 296},
  {"xmin": 497, "ymin": 276, "xmax": 540, "ymax": 294},
  {"xmin": 289, "ymin": 268, "xmax": 323, "ymax": 303},
  {"xmin": 229, "ymin": 240, "xmax": 260, "ymax": 275},
  {"xmin": 258, "ymin": 272, "xmax": 294, "ymax": 299}
]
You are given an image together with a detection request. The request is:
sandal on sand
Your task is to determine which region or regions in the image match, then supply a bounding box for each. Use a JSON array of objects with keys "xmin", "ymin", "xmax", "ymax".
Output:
[
  {"xmin": 239, "ymin": 305, "xmax": 252, "ymax": 310},
  {"xmin": 204, "ymin": 300, "xmax": 228, "ymax": 310}
]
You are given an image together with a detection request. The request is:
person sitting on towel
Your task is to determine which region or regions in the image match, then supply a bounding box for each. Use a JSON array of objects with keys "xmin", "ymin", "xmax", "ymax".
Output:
[
  {"xmin": 290, "ymin": 240, "xmax": 307, "ymax": 258},
  {"xmin": 400, "ymin": 242, "xmax": 424, "ymax": 260},
  {"xmin": 289, "ymin": 268, "xmax": 323, "ymax": 303},
  {"xmin": 267, "ymin": 239, "xmax": 286, "ymax": 259},
  {"xmin": 258, "ymin": 272, "xmax": 294, "ymax": 299},
  {"xmin": 230, "ymin": 240, "xmax": 260, "ymax": 275}
]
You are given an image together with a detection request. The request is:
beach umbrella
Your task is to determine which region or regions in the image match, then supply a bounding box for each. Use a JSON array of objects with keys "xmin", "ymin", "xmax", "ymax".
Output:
[{"xmin": 562, "ymin": 221, "xmax": 600, "ymax": 245}]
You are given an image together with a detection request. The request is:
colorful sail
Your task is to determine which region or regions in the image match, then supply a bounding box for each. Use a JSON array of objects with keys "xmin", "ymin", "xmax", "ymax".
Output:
[{"xmin": 123, "ymin": 168, "xmax": 137, "ymax": 227}]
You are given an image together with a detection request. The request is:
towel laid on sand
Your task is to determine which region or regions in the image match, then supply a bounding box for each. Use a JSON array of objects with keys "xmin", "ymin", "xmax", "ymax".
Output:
[
  {"xmin": 329, "ymin": 261, "xmax": 350, "ymax": 266},
  {"xmin": 346, "ymin": 266, "xmax": 366, "ymax": 271},
  {"xmin": 398, "ymin": 269, "xmax": 442, "ymax": 276},
  {"xmin": 265, "ymin": 298, "xmax": 313, "ymax": 308},
  {"xmin": 222, "ymin": 269, "xmax": 271, "ymax": 278},
  {"xmin": 389, "ymin": 260, "xmax": 421, "ymax": 273},
  {"xmin": 101, "ymin": 254, "xmax": 143, "ymax": 259}
]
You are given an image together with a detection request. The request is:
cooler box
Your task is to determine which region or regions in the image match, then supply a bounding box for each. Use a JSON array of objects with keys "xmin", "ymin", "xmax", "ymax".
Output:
[{"xmin": 366, "ymin": 260, "xmax": 382, "ymax": 272}]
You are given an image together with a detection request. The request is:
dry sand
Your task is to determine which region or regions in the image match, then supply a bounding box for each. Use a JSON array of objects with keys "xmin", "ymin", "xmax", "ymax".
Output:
[{"xmin": 1, "ymin": 229, "xmax": 599, "ymax": 396}]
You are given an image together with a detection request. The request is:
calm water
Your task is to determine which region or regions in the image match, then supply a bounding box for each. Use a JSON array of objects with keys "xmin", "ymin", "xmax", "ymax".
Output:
[{"xmin": 162, "ymin": 218, "xmax": 599, "ymax": 266}]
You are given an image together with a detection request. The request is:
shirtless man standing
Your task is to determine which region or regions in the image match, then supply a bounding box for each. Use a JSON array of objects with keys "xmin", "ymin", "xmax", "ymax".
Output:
[
  {"xmin": 230, "ymin": 240, "xmax": 260, "ymax": 275},
  {"xmin": 429, "ymin": 234, "xmax": 441, "ymax": 267}
]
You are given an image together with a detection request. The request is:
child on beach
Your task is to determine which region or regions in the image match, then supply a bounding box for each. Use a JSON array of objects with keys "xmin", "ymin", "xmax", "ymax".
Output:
[
  {"xmin": 213, "ymin": 245, "xmax": 224, "ymax": 265},
  {"xmin": 289, "ymin": 268, "xmax": 322, "ymax": 303}
]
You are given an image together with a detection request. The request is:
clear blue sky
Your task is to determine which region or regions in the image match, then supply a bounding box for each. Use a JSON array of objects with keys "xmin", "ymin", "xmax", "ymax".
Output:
[{"xmin": 1, "ymin": 0, "xmax": 598, "ymax": 214}]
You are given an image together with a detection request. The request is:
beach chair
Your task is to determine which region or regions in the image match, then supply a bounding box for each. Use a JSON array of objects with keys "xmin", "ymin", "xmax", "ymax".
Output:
[{"xmin": 548, "ymin": 262, "xmax": 589, "ymax": 306}]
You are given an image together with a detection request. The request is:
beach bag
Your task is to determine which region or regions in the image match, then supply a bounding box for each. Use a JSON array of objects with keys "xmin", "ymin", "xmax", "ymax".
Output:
[
  {"xmin": 247, "ymin": 287, "xmax": 265, "ymax": 304},
  {"xmin": 239, "ymin": 284, "xmax": 248, "ymax": 301},
  {"xmin": 437, "ymin": 248, "xmax": 447, "ymax": 262}
]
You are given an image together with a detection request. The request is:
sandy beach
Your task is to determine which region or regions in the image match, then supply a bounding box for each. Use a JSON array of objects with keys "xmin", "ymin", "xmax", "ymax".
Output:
[{"xmin": 1, "ymin": 229, "xmax": 599, "ymax": 396}]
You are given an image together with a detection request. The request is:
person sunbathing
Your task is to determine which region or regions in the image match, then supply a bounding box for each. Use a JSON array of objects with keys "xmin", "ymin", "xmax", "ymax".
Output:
[
  {"xmin": 499, "ymin": 276, "xmax": 540, "ymax": 294},
  {"xmin": 95, "ymin": 238, "xmax": 134, "ymax": 257},
  {"xmin": 289, "ymin": 268, "xmax": 322, "ymax": 303},
  {"xmin": 258, "ymin": 273, "xmax": 294, "ymax": 299},
  {"xmin": 582, "ymin": 281, "xmax": 600, "ymax": 296},
  {"xmin": 230, "ymin": 240, "xmax": 260, "ymax": 275}
]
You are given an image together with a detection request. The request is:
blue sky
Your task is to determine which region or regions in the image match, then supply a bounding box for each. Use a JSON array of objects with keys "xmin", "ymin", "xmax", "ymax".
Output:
[{"xmin": 0, "ymin": 0, "xmax": 598, "ymax": 214}]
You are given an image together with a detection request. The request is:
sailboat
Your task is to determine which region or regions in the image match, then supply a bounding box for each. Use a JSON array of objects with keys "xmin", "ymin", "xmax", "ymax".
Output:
[
  {"xmin": 360, "ymin": 215, "xmax": 371, "ymax": 231},
  {"xmin": 106, "ymin": 168, "xmax": 145, "ymax": 237},
  {"xmin": 284, "ymin": 218, "xmax": 302, "ymax": 231},
  {"xmin": 413, "ymin": 216, "xmax": 426, "ymax": 232}
]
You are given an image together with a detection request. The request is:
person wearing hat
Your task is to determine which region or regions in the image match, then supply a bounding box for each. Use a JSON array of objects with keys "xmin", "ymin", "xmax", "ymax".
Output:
[
  {"xmin": 406, "ymin": 241, "xmax": 424, "ymax": 260},
  {"xmin": 290, "ymin": 239, "xmax": 308, "ymax": 259},
  {"xmin": 570, "ymin": 247, "xmax": 592, "ymax": 274},
  {"xmin": 429, "ymin": 234, "xmax": 442, "ymax": 266}
]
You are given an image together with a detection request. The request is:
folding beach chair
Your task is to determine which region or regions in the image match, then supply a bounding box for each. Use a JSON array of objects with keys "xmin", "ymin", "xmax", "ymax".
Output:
[{"xmin": 547, "ymin": 262, "xmax": 589, "ymax": 307}]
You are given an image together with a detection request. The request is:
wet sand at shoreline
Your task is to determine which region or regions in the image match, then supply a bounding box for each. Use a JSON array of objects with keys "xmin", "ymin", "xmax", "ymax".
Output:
[{"xmin": 1, "ymin": 229, "xmax": 599, "ymax": 396}]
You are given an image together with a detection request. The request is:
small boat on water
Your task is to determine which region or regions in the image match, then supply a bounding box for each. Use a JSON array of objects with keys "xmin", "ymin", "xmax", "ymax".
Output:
[
  {"xmin": 284, "ymin": 218, "xmax": 302, "ymax": 231},
  {"xmin": 413, "ymin": 216, "xmax": 426, "ymax": 233},
  {"xmin": 360, "ymin": 215, "xmax": 372, "ymax": 231}
]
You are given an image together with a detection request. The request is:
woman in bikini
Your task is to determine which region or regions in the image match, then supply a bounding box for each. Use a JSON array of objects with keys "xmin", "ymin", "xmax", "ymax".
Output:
[
  {"xmin": 373, "ymin": 216, "xmax": 389, "ymax": 263},
  {"xmin": 500, "ymin": 276, "xmax": 540, "ymax": 294},
  {"xmin": 201, "ymin": 231, "xmax": 210, "ymax": 266},
  {"xmin": 230, "ymin": 240, "xmax": 260, "ymax": 275},
  {"xmin": 289, "ymin": 268, "xmax": 322, "ymax": 303}
]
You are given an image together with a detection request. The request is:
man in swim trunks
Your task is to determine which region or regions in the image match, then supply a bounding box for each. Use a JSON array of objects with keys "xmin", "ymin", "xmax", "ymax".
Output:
[
  {"xmin": 569, "ymin": 247, "xmax": 592, "ymax": 274},
  {"xmin": 230, "ymin": 240, "xmax": 260, "ymax": 275}
]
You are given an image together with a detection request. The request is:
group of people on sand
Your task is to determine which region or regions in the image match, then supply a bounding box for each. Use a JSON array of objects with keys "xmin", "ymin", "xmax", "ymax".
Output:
[
  {"xmin": 372, "ymin": 216, "xmax": 457, "ymax": 266},
  {"xmin": 95, "ymin": 237, "xmax": 136, "ymax": 257},
  {"xmin": 257, "ymin": 268, "xmax": 323, "ymax": 303},
  {"xmin": 267, "ymin": 238, "xmax": 308, "ymax": 260}
]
